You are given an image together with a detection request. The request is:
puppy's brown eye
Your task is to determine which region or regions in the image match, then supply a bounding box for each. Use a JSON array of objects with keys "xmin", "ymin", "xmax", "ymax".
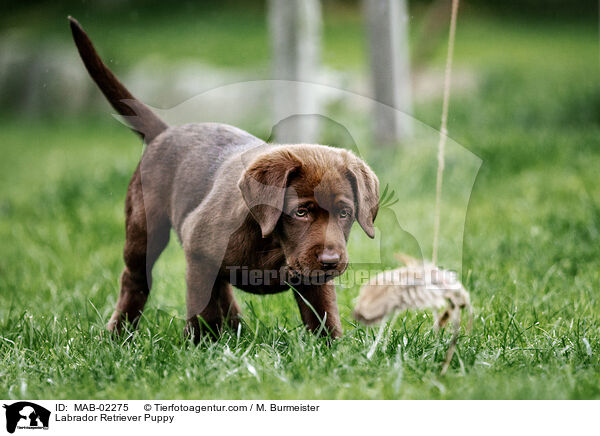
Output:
[
  {"xmin": 294, "ymin": 208, "xmax": 308, "ymax": 218},
  {"xmin": 339, "ymin": 209, "xmax": 351, "ymax": 219}
]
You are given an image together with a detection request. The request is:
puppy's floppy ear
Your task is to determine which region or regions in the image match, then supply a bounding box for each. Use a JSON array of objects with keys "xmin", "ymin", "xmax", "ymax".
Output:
[
  {"xmin": 238, "ymin": 150, "xmax": 302, "ymax": 238},
  {"xmin": 348, "ymin": 158, "xmax": 380, "ymax": 239}
]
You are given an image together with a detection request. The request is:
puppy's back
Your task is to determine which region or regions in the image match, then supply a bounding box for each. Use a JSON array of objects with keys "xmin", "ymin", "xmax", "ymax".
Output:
[{"xmin": 140, "ymin": 122, "xmax": 265, "ymax": 233}]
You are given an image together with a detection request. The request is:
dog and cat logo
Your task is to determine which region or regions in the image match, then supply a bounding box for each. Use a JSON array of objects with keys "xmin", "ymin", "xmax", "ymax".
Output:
[{"xmin": 2, "ymin": 402, "xmax": 50, "ymax": 433}]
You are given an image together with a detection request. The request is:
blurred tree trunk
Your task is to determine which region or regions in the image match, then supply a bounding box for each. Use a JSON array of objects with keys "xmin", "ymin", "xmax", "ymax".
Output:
[
  {"xmin": 364, "ymin": 0, "xmax": 413, "ymax": 145},
  {"xmin": 268, "ymin": 0, "xmax": 322, "ymax": 143}
]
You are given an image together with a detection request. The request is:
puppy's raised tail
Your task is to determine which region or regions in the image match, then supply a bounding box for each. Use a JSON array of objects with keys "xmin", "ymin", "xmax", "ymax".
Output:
[{"xmin": 68, "ymin": 16, "xmax": 168, "ymax": 143}]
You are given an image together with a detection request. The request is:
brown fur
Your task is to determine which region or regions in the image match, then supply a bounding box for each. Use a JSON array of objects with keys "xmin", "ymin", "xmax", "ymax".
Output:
[{"xmin": 70, "ymin": 18, "xmax": 379, "ymax": 342}]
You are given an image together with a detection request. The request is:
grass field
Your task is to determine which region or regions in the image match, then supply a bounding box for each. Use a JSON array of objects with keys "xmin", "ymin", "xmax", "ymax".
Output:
[{"xmin": 1, "ymin": 4, "xmax": 599, "ymax": 399}]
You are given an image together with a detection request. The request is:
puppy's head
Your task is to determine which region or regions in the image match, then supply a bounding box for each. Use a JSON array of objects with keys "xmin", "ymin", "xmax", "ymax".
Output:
[{"xmin": 239, "ymin": 145, "xmax": 379, "ymax": 280}]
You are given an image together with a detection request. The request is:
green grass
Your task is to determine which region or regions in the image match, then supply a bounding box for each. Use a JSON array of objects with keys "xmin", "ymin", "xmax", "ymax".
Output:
[{"xmin": 1, "ymin": 5, "xmax": 599, "ymax": 399}]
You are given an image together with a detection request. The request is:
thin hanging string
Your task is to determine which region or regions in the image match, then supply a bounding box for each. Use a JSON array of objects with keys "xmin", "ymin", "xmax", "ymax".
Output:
[{"xmin": 432, "ymin": 0, "xmax": 460, "ymax": 266}]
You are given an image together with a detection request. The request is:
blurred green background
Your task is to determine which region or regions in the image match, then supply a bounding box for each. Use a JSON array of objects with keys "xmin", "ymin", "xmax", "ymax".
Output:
[{"xmin": 1, "ymin": 0, "xmax": 599, "ymax": 399}]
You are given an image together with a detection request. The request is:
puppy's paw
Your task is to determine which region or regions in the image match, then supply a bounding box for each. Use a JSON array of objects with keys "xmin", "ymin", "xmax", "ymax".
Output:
[
  {"xmin": 106, "ymin": 311, "xmax": 125, "ymax": 334},
  {"xmin": 183, "ymin": 316, "xmax": 202, "ymax": 344},
  {"xmin": 106, "ymin": 310, "xmax": 140, "ymax": 337}
]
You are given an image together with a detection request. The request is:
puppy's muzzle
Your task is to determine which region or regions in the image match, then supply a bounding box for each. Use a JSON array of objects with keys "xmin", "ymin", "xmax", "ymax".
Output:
[{"xmin": 317, "ymin": 248, "xmax": 341, "ymax": 270}]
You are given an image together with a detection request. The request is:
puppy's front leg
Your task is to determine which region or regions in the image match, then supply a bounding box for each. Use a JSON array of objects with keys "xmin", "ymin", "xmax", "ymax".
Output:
[
  {"xmin": 293, "ymin": 283, "xmax": 342, "ymax": 339},
  {"xmin": 184, "ymin": 255, "xmax": 241, "ymax": 343}
]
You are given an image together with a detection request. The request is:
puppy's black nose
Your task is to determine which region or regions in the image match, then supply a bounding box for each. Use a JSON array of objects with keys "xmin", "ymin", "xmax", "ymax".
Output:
[{"xmin": 318, "ymin": 249, "xmax": 340, "ymax": 268}]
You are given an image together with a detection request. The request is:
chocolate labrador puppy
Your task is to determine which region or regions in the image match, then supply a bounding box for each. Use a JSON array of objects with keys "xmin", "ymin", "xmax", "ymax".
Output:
[{"xmin": 69, "ymin": 17, "xmax": 379, "ymax": 342}]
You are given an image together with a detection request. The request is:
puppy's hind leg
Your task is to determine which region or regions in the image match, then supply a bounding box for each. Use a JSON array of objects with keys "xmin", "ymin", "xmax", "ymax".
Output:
[{"xmin": 108, "ymin": 166, "xmax": 170, "ymax": 333}]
